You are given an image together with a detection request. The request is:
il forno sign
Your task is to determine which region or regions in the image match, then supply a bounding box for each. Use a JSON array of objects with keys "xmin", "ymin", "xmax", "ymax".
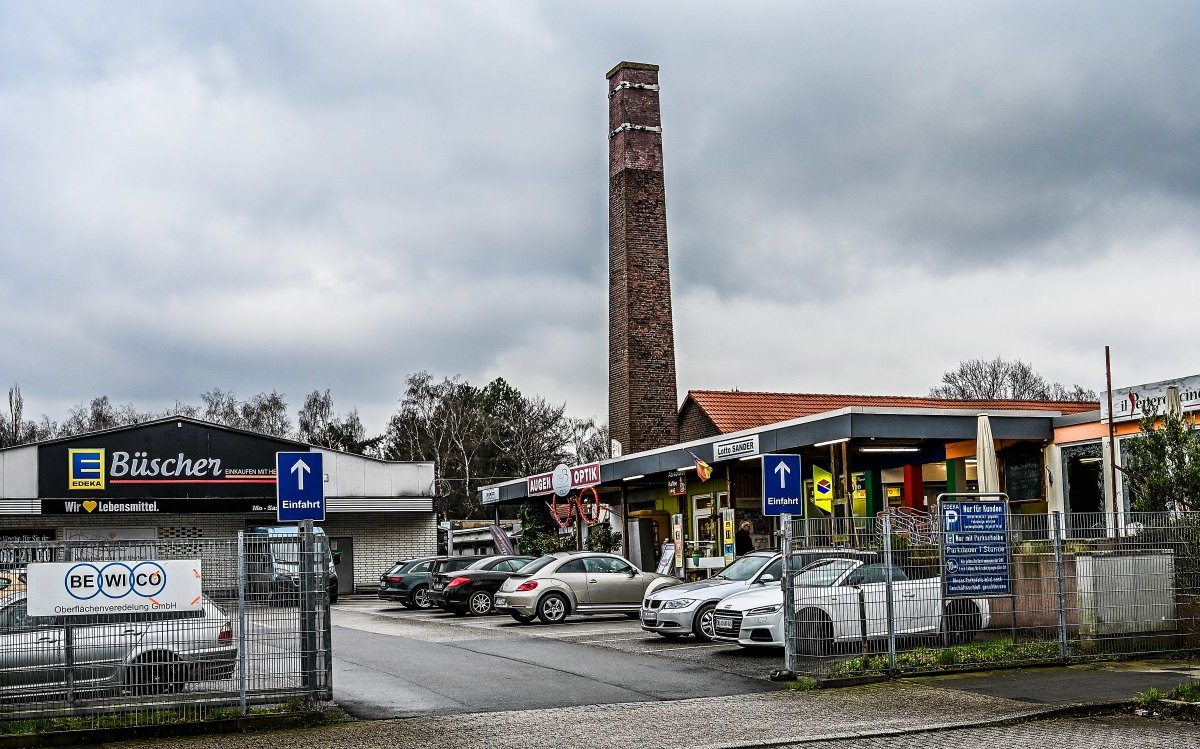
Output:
[{"xmin": 527, "ymin": 462, "xmax": 601, "ymax": 496}]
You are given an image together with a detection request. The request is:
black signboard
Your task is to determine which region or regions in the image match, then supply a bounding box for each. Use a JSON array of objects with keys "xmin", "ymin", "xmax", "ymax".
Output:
[
  {"xmin": 0, "ymin": 530, "xmax": 56, "ymax": 566},
  {"xmin": 38, "ymin": 419, "xmax": 305, "ymax": 511},
  {"xmin": 1003, "ymin": 450, "xmax": 1043, "ymax": 502}
]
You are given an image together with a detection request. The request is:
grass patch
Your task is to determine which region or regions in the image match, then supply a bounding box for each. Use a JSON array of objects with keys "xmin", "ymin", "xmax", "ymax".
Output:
[
  {"xmin": 1168, "ymin": 680, "xmax": 1200, "ymax": 703},
  {"xmin": 827, "ymin": 639, "xmax": 1062, "ymax": 679},
  {"xmin": 0, "ymin": 700, "xmax": 327, "ymax": 737},
  {"xmin": 786, "ymin": 677, "xmax": 820, "ymax": 691}
]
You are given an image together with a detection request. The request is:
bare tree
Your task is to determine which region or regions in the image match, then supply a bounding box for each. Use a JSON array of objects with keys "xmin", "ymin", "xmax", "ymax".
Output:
[
  {"xmin": 298, "ymin": 389, "xmax": 379, "ymax": 454},
  {"xmin": 930, "ymin": 357, "xmax": 1096, "ymax": 401}
]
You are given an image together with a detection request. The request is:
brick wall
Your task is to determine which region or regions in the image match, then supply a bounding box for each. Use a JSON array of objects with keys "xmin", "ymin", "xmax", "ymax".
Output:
[
  {"xmin": 678, "ymin": 401, "xmax": 720, "ymax": 442},
  {"xmin": 607, "ymin": 61, "xmax": 679, "ymax": 455}
]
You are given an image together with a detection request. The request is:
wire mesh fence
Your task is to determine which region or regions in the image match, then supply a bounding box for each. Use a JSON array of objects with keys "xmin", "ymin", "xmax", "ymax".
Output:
[
  {"xmin": 0, "ymin": 527, "xmax": 331, "ymax": 724},
  {"xmin": 779, "ymin": 506, "xmax": 1200, "ymax": 680}
]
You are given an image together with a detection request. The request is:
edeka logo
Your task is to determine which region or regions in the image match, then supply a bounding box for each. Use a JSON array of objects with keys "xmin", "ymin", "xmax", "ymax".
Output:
[{"xmin": 68, "ymin": 448, "xmax": 105, "ymax": 490}]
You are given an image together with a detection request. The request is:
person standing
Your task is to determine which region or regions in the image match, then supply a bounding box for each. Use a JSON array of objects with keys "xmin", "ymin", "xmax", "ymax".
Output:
[{"xmin": 735, "ymin": 521, "xmax": 755, "ymax": 556}]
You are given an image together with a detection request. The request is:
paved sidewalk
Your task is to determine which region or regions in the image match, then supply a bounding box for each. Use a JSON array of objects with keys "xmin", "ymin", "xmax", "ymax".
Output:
[{"xmin": 103, "ymin": 660, "xmax": 1200, "ymax": 749}]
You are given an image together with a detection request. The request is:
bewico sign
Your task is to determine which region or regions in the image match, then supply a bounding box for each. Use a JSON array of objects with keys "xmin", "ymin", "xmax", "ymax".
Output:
[{"xmin": 527, "ymin": 462, "xmax": 601, "ymax": 496}]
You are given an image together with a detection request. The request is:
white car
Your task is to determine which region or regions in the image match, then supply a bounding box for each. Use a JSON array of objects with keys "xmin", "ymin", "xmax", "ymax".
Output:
[
  {"xmin": 640, "ymin": 551, "xmax": 781, "ymax": 641},
  {"xmin": 711, "ymin": 557, "xmax": 991, "ymax": 653}
]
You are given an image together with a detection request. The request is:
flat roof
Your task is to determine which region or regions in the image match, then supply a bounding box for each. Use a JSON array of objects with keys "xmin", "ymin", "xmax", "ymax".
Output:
[{"xmin": 481, "ymin": 405, "xmax": 1066, "ymax": 505}]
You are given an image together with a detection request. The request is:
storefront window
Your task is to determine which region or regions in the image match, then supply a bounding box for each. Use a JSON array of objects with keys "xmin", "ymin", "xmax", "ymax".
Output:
[{"xmin": 1061, "ymin": 441, "xmax": 1104, "ymax": 537}]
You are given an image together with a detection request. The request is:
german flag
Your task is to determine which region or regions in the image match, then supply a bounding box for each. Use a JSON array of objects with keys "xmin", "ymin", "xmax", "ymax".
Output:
[{"xmin": 688, "ymin": 450, "xmax": 713, "ymax": 482}]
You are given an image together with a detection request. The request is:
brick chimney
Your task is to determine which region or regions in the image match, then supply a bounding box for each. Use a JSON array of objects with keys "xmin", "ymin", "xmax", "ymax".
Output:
[{"xmin": 607, "ymin": 61, "xmax": 679, "ymax": 455}]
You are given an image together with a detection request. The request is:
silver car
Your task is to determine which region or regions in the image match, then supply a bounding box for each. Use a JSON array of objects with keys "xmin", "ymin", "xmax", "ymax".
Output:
[
  {"xmin": 0, "ymin": 592, "xmax": 237, "ymax": 698},
  {"xmin": 641, "ymin": 551, "xmax": 781, "ymax": 641},
  {"xmin": 495, "ymin": 551, "xmax": 681, "ymax": 624}
]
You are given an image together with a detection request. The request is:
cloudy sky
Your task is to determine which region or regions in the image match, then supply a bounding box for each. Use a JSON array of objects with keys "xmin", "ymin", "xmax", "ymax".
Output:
[{"xmin": 3, "ymin": 1, "xmax": 1198, "ymax": 435}]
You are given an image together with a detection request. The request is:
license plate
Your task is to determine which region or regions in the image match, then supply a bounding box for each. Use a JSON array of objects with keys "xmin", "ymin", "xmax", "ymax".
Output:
[
  {"xmin": 715, "ymin": 617, "xmax": 733, "ymax": 629},
  {"xmin": 495, "ymin": 597, "xmax": 507, "ymax": 606},
  {"xmin": 642, "ymin": 614, "xmax": 657, "ymax": 625},
  {"xmin": 433, "ymin": 583, "xmax": 443, "ymax": 590}
]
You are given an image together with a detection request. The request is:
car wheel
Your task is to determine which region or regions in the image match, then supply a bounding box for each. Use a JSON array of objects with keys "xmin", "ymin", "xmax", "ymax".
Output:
[
  {"xmin": 798, "ymin": 609, "xmax": 834, "ymax": 656},
  {"xmin": 511, "ymin": 612, "xmax": 536, "ymax": 624},
  {"xmin": 411, "ymin": 586, "xmax": 433, "ymax": 610},
  {"xmin": 128, "ymin": 654, "xmax": 181, "ymax": 696},
  {"xmin": 468, "ymin": 591, "xmax": 494, "ymax": 616},
  {"xmin": 537, "ymin": 593, "xmax": 569, "ymax": 624},
  {"xmin": 944, "ymin": 601, "xmax": 982, "ymax": 644},
  {"xmin": 692, "ymin": 602, "xmax": 717, "ymax": 641}
]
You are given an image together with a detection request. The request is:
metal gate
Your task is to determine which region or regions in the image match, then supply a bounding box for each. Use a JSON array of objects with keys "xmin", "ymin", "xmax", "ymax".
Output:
[
  {"xmin": 781, "ymin": 509, "xmax": 1200, "ymax": 680},
  {"xmin": 0, "ymin": 522, "xmax": 332, "ymax": 723}
]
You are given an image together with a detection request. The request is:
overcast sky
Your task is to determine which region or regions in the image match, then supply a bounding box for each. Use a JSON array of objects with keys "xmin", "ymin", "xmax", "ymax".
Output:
[{"xmin": 3, "ymin": 1, "xmax": 1198, "ymax": 435}]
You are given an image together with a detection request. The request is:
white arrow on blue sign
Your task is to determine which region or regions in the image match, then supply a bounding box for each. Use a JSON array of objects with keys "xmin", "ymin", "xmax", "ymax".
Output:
[
  {"xmin": 762, "ymin": 454, "xmax": 803, "ymax": 517},
  {"xmin": 276, "ymin": 451, "xmax": 325, "ymax": 523}
]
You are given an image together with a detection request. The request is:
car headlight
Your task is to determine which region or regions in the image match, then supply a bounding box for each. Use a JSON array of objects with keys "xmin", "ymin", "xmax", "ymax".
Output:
[
  {"xmin": 660, "ymin": 598, "xmax": 696, "ymax": 610},
  {"xmin": 747, "ymin": 604, "xmax": 782, "ymax": 616}
]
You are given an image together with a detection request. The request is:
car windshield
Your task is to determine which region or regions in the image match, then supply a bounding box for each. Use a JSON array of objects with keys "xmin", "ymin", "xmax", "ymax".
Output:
[
  {"xmin": 794, "ymin": 559, "xmax": 859, "ymax": 587},
  {"xmin": 712, "ymin": 555, "xmax": 772, "ymax": 581},
  {"xmin": 512, "ymin": 555, "xmax": 556, "ymax": 575},
  {"xmin": 441, "ymin": 557, "xmax": 479, "ymax": 572}
]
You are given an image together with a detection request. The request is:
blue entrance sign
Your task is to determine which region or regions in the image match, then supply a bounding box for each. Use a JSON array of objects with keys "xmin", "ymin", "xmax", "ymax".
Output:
[
  {"xmin": 940, "ymin": 500, "xmax": 1010, "ymax": 597},
  {"xmin": 276, "ymin": 452, "xmax": 325, "ymax": 522},
  {"xmin": 762, "ymin": 454, "xmax": 803, "ymax": 517}
]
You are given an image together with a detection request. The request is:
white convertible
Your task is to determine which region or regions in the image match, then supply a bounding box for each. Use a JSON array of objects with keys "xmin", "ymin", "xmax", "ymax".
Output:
[{"xmin": 711, "ymin": 557, "xmax": 990, "ymax": 653}]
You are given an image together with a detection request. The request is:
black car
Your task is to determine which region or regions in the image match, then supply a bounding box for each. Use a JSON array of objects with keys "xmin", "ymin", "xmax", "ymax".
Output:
[
  {"xmin": 423, "ymin": 556, "xmax": 490, "ymax": 610},
  {"xmin": 428, "ymin": 555, "xmax": 535, "ymax": 616},
  {"xmin": 378, "ymin": 557, "xmax": 440, "ymax": 609}
]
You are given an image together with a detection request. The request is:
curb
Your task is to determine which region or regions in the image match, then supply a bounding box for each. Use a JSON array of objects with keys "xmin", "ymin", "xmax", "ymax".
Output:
[{"xmin": 0, "ymin": 711, "xmax": 339, "ymax": 749}]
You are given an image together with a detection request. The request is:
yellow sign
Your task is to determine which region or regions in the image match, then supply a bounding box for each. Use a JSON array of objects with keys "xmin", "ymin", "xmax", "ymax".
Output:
[
  {"xmin": 812, "ymin": 465, "xmax": 833, "ymax": 513},
  {"xmin": 886, "ymin": 486, "xmax": 902, "ymax": 507}
]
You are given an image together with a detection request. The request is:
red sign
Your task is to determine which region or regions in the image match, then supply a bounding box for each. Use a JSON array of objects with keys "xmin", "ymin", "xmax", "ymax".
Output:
[
  {"xmin": 527, "ymin": 472, "xmax": 554, "ymax": 496},
  {"xmin": 527, "ymin": 462, "xmax": 601, "ymax": 496},
  {"xmin": 571, "ymin": 462, "xmax": 601, "ymax": 487}
]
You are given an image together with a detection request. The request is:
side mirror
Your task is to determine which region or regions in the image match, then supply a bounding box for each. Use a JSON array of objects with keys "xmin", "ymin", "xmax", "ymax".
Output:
[
  {"xmin": 757, "ymin": 574, "xmax": 776, "ymax": 584},
  {"xmin": 626, "ymin": 569, "xmax": 638, "ymax": 577},
  {"xmin": 846, "ymin": 574, "xmax": 865, "ymax": 586}
]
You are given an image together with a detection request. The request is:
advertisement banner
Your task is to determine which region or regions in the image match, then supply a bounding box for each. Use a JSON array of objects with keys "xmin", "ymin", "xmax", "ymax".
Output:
[{"xmin": 26, "ymin": 559, "xmax": 204, "ymax": 617}]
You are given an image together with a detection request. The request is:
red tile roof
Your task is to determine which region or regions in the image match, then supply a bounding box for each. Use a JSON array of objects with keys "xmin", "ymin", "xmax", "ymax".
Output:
[{"xmin": 682, "ymin": 390, "xmax": 1099, "ymax": 435}]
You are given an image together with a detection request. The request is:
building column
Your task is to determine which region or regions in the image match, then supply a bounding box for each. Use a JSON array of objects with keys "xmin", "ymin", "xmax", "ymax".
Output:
[
  {"xmin": 945, "ymin": 458, "xmax": 966, "ymax": 494},
  {"xmin": 865, "ymin": 469, "xmax": 884, "ymax": 517},
  {"xmin": 903, "ymin": 464, "xmax": 925, "ymax": 510}
]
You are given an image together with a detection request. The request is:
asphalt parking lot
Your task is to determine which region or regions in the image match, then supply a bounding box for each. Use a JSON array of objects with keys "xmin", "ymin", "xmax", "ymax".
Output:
[{"xmin": 334, "ymin": 594, "xmax": 787, "ymax": 681}]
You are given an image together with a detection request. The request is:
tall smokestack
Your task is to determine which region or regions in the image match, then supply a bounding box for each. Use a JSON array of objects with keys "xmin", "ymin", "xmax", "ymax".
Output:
[{"xmin": 607, "ymin": 61, "xmax": 678, "ymax": 455}]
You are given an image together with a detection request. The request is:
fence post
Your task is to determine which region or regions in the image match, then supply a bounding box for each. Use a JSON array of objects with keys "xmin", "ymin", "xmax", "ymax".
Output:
[
  {"xmin": 237, "ymin": 531, "xmax": 248, "ymax": 714},
  {"xmin": 883, "ymin": 513, "xmax": 897, "ymax": 673},
  {"xmin": 1052, "ymin": 511, "xmax": 1069, "ymax": 662},
  {"xmin": 63, "ymin": 544, "xmax": 75, "ymax": 707},
  {"xmin": 781, "ymin": 514, "xmax": 797, "ymax": 675},
  {"xmin": 299, "ymin": 520, "xmax": 317, "ymax": 704}
]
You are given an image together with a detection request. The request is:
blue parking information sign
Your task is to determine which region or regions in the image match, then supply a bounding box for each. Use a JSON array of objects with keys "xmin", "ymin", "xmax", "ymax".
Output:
[
  {"xmin": 940, "ymin": 500, "xmax": 1010, "ymax": 597},
  {"xmin": 762, "ymin": 454, "xmax": 803, "ymax": 517},
  {"xmin": 276, "ymin": 452, "xmax": 325, "ymax": 523}
]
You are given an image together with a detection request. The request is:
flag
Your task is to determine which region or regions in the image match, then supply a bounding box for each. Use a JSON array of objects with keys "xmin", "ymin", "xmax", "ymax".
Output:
[{"xmin": 688, "ymin": 450, "xmax": 713, "ymax": 482}]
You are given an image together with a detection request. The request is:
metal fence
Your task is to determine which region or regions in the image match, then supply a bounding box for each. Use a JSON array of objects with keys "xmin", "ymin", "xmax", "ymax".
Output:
[
  {"xmin": 0, "ymin": 525, "xmax": 331, "ymax": 723},
  {"xmin": 780, "ymin": 506, "xmax": 1200, "ymax": 680}
]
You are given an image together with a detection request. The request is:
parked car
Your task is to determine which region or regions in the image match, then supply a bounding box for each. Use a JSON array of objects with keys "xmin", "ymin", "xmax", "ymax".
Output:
[
  {"xmin": 495, "ymin": 551, "xmax": 682, "ymax": 624},
  {"xmin": 428, "ymin": 555, "xmax": 536, "ymax": 616},
  {"xmin": 711, "ymin": 557, "xmax": 991, "ymax": 652},
  {"xmin": 378, "ymin": 556, "xmax": 440, "ymax": 609},
  {"xmin": 641, "ymin": 551, "xmax": 781, "ymax": 641},
  {"xmin": 0, "ymin": 593, "xmax": 237, "ymax": 699},
  {"xmin": 422, "ymin": 555, "xmax": 489, "ymax": 610}
]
